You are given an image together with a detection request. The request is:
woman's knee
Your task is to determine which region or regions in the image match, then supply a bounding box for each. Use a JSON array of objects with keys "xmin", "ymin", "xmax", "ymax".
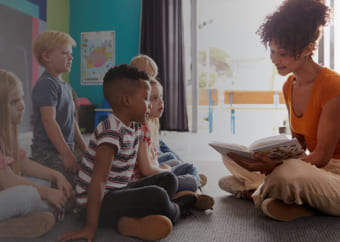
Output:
[{"xmin": 268, "ymin": 159, "xmax": 310, "ymax": 185}]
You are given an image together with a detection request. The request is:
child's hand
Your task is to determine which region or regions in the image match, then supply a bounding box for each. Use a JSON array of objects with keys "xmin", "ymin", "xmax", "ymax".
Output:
[
  {"xmin": 55, "ymin": 172, "xmax": 73, "ymax": 198},
  {"xmin": 55, "ymin": 208, "xmax": 65, "ymax": 222},
  {"xmin": 160, "ymin": 163, "xmax": 171, "ymax": 170},
  {"xmin": 46, "ymin": 188, "xmax": 67, "ymax": 212},
  {"xmin": 62, "ymin": 152, "xmax": 79, "ymax": 173},
  {"xmin": 58, "ymin": 226, "xmax": 96, "ymax": 242}
]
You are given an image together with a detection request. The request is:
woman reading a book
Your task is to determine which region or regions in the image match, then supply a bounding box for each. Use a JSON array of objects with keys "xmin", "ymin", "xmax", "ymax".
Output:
[{"xmin": 219, "ymin": 0, "xmax": 340, "ymax": 221}]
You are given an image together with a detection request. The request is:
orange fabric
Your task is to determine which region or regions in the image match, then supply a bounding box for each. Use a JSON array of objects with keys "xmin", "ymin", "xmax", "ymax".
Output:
[{"xmin": 282, "ymin": 67, "xmax": 340, "ymax": 158}]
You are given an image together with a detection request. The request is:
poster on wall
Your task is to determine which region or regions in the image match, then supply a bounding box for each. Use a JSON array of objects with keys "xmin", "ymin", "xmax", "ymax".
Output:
[{"xmin": 81, "ymin": 31, "xmax": 115, "ymax": 85}]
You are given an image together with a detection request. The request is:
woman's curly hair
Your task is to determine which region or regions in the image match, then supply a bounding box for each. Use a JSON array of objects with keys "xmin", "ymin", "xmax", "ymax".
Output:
[{"xmin": 257, "ymin": 0, "xmax": 332, "ymax": 57}]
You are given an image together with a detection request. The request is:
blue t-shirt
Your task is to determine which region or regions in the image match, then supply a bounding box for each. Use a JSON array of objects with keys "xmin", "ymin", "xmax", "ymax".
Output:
[{"xmin": 32, "ymin": 72, "xmax": 74, "ymax": 150}]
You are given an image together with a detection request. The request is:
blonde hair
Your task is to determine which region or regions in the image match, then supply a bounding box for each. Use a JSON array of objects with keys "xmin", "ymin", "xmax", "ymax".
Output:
[
  {"xmin": 33, "ymin": 30, "xmax": 76, "ymax": 66},
  {"xmin": 130, "ymin": 54, "xmax": 158, "ymax": 78},
  {"xmin": 0, "ymin": 70, "xmax": 23, "ymax": 175},
  {"xmin": 146, "ymin": 78, "xmax": 163, "ymax": 150}
]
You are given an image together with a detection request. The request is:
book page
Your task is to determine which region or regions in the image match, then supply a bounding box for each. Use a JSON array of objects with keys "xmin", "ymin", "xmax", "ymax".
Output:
[
  {"xmin": 248, "ymin": 134, "xmax": 289, "ymax": 150},
  {"xmin": 208, "ymin": 142, "xmax": 255, "ymax": 160}
]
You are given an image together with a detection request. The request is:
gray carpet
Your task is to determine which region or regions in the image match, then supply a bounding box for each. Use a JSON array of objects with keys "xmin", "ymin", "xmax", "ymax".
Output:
[
  {"xmin": 2, "ymin": 195, "xmax": 340, "ymax": 242},
  {"xmin": 2, "ymin": 140, "xmax": 340, "ymax": 242}
]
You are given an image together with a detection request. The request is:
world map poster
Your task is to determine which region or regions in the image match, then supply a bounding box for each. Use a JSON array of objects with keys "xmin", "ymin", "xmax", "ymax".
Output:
[{"xmin": 81, "ymin": 31, "xmax": 115, "ymax": 85}]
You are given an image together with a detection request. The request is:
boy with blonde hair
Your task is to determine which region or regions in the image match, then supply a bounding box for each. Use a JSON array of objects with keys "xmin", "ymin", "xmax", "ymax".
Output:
[
  {"xmin": 31, "ymin": 31, "xmax": 86, "ymax": 187},
  {"xmin": 130, "ymin": 54, "xmax": 158, "ymax": 78}
]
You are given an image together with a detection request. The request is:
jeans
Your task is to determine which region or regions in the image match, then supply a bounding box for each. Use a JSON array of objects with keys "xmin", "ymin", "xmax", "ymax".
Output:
[
  {"xmin": 158, "ymin": 152, "xmax": 181, "ymax": 166},
  {"xmin": 172, "ymin": 163, "xmax": 201, "ymax": 191},
  {"xmin": 158, "ymin": 140, "xmax": 183, "ymax": 164}
]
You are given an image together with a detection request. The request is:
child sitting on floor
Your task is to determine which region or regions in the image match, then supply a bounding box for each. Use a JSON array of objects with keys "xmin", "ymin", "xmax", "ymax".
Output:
[
  {"xmin": 59, "ymin": 64, "xmax": 196, "ymax": 242},
  {"xmin": 0, "ymin": 70, "xmax": 72, "ymax": 238},
  {"xmin": 130, "ymin": 55, "xmax": 208, "ymax": 187},
  {"xmin": 130, "ymin": 78, "xmax": 215, "ymax": 211},
  {"xmin": 130, "ymin": 55, "xmax": 186, "ymax": 165}
]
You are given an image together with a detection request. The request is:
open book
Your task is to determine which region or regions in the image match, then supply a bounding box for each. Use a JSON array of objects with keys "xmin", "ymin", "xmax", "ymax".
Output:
[{"xmin": 209, "ymin": 135, "xmax": 304, "ymax": 162}]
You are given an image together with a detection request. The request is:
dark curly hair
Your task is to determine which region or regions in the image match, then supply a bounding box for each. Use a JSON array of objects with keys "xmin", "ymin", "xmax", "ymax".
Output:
[
  {"xmin": 103, "ymin": 64, "xmax": 149, "ymax": 103},
  {"xmin": 103, "ymin": 64, "xmax": 149, "ymax": 85},
  {"xmin": 257, "ymin": 0, "xmax": 332, "ymax": 57}
]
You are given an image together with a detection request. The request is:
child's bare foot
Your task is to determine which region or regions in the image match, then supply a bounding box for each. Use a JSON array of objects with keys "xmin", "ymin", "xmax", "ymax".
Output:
[{"xmin": 0, "ymin": 211, "xmax": 55, "ymax": 238}]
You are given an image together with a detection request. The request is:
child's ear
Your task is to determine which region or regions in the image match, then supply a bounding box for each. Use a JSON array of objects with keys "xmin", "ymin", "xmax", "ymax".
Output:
[
  {"xmin": 121, "ymin": 94, "xmax": 132, "ymax": 106},
  {"xmin": 41, "ymin": 51, "xmax": 50, "ymax": 63}
]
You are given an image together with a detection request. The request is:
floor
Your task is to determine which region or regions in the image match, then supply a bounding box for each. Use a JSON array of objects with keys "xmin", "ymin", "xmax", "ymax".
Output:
[{"xmin": 160, "ymin": 130, "xmax": 230, "ymax": 196}]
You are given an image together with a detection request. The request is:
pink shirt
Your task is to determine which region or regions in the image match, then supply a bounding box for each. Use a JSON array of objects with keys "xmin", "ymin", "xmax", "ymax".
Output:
[
  {"xmin": 130, "ymin": 123, "xmax": 155, "ymax": 182},
  {"xmin": 0, "ymin": 143, "xmax": 26, "ymax": 191},
  {"xmin": 0, "ymin": 146, "xmax": 26, "ymax": 169}
]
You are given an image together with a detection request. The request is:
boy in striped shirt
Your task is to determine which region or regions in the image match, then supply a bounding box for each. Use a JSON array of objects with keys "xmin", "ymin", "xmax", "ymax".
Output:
[{"xmin": 59, "ymin": 64, "xmax": 181, "ymax": 242}]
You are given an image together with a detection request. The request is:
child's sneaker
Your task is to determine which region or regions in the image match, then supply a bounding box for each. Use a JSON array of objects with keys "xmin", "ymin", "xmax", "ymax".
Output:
[
  {"xmin": 172, "ymin": 191, "xmax": 198, "ymax": 218},
  {"xmin": 0, "ymin": 211, "xmax": 55, "ymax": 238},
  {"xmin": 193, "ymin": 194, "xmax": 215, "ymax": 211},
  {"xmin": 261, "ymin": 198, "xmax": 317, "ymax": 221},
  {"xmin": 172, "ymin": 190, "xmax": 198, "ymax": 208},
  {"xmin": 118, "ymin": 215, "xmax": 172, "ymax": 241},
  {"xmin": 179, "ymin": 206, "xmax": 193, "ymax": 218}
]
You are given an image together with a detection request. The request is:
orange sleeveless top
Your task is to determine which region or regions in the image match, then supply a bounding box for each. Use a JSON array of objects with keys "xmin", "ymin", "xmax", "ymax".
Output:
[{"xmin": 282, "ymin": 67, "xmax": 340, "ymax": 159}]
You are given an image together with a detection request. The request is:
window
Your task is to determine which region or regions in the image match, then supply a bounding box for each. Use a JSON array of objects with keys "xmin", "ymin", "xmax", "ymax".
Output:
[{"xmin": 183, "ymin": 0, "xmax": 337, "ymax": 144}]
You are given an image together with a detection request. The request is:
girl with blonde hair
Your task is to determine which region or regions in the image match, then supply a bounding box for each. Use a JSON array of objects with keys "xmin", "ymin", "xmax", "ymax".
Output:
[
  {"xmin": 0, "ymin": 70, "xmax": 72, "ymax": 238},
  {"xmin": 130, "ymin": 55, "xmax": 191, "ymax": 167},
  {"xmin": 131, "ymin": 78, "xmax": 215, "ymax": 212}
]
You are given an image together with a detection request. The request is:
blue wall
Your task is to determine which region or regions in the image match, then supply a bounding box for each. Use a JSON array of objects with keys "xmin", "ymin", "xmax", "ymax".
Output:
[
  {"xmin": 0, "ymin": 0, "xmax": 40, "ymax": 18},
  {"xmin": 69, "ymin": 0, "xmax": 141, "ymax": 106}
]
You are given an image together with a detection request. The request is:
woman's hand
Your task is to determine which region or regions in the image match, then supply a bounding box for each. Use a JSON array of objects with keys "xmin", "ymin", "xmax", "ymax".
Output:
[
  {"xmin": 227, "ymin": 152, "xmax": 282, "ymax": 175},
  {"xmin": 58, "ymin": 226, "xmax": 96, "ymax": 242}
]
